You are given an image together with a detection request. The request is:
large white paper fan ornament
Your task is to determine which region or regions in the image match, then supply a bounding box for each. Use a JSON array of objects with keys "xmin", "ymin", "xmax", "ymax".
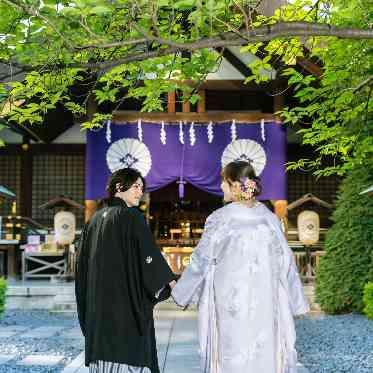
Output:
[
  {"xmin": 221, "ymin": 139, "xmax": 267, "ymax": 176},
  {"xmin": 106, "ymin": 138, "xmax": 152, "ymax": 176}
]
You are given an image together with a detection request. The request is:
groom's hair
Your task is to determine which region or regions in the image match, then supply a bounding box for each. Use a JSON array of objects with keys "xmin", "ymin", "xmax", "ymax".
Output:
[
  {"xmin": 106, "ymin": 168, "xmax": 146, "ymax": 198},
  {"xmin": 222, "ymin": 161, "xmax": 262, "ymax": 197}
]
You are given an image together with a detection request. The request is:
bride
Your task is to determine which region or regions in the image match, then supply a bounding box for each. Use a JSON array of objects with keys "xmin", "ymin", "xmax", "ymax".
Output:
[{"xmin": 172, "ymin": 160, "xmax": 309, "ymax": 373}]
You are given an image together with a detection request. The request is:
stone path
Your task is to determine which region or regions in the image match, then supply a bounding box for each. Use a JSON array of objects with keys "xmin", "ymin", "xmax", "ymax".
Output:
[
  {"xmin": 0, "ymin": 309, "xmax": 310, "ymax": 372},
  {"xmin": 61, "ymin": 310, "xmax": 310, "ymax": 373}
]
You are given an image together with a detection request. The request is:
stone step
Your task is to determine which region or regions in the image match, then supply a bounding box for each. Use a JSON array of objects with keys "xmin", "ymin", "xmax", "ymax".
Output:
[
  {"xmin": 54, "ymin": 294, "xmax": 76, "ymax": 302},
  {"xmin": 51, "ymin": 301, "xmax": 77, "ymax": 314},
  {"xmin": 8, "ymin": 284, "xmax": 75, "ymax": 296}
]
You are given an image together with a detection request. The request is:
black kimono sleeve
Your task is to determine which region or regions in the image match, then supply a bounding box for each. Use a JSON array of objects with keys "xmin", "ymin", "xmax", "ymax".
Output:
[
  {"xmin": 130, "ymin": 209, "xmax": 176, "ymax": 301},
  {"xmin": 75, "ymin": 223, "xmax": 89, "ymax": 336}
]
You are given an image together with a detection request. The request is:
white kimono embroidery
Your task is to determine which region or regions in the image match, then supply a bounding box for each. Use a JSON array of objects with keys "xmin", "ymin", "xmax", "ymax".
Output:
[{"xmin": 172, "ymin": 202, "xmax": 309, "ymax": 373}]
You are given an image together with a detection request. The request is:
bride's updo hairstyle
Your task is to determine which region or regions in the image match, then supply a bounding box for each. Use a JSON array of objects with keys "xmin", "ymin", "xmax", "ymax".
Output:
[{"xmin": 221, "ymin": 160, "xmax": 262, "ymax": 198}]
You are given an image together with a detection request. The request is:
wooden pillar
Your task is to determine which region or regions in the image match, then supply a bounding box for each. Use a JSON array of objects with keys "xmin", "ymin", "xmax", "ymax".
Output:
[
  {"xmin": 84, "ymin": 94, "xmax": 99, "ymax": 223},
  {"xmin": 182, "ymin": 90, "xmax": 191, "ymax": 113},
  {"xmin": 20, "ymin": 140, "xmax": 33, "ymax": 217},
  {"xmin": 197, "ymin": 90, "xmax": 206, "ymax": 113},
  {"xmin": 85, "ymin": 200, "xmax": 98, "ymax": 222},
  {"xmin": 273, "ymin": 93, "xmax": 285, "ymax": 114},
  {"xmin": 274, "ymin": 199, "xmax": 288, "ymax": 234},
  {"xmin": 182, "ymin": 100, "xmax": 190, "ymax": 113},
  {"xmin": 167, "ymin": 91, "xmax": 176, "ymax": 113},
  {"xmin": 274, "ymin": 199, "xmax": 288, "ymax": 218}
]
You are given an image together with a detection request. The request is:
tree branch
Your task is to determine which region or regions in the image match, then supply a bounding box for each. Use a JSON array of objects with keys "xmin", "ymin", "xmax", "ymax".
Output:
[
  {"xmin": 1, "ymin": 21, "xmax": 373, "ymax": 74},
  {"xmin": 353, "ymin": 75, "xmax": 373, "ymax": 92},
  {"xmin": 2, "ymin": 0, "xmax": 75, "ymax": 50},
  {"xmin": 71, "ymin": 21, "xmax": 373, "ymax": 70},
  {"xmin": 76, "ymin": 21, "xmax": 373, "ymax": 52},
  {"xmin": 74, "ymin": 38, "xmax": 148, "ymax": 50}
]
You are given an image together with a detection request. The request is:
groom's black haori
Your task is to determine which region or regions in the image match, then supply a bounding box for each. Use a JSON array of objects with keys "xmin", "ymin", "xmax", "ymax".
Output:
[{"xmin": 75, "ymin": 195, "xmax": 176, "ymax": 373}]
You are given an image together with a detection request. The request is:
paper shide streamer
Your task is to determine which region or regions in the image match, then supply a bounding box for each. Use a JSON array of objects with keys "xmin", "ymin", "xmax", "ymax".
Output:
[
  {"xmin": 138, "ymin": 119, "xmax": 143, "ymax": 142},
  {"xmin": 106, "ymin": 120, "xmax": 112, "ymax": 143},
  {"xmin": 160, "ymin": 121, "xmax": 167, "ymax": 145},
  {"xmin": 189, "ymin": 122, "xmax": 196, "ymax": 146},
  {"xmin": 231, "ymin": 119, "xmax": 237, "ymax": 142},
  {"xmin": 179, "ymin": 121, "xmax": 184, "ymax": 144},
  {"xmin": 207, "ymin": 121, "xmax": 214, "ymax": 143}
]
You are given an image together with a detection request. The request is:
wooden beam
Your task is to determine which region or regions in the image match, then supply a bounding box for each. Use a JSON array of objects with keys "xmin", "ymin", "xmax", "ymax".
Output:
[
  {"xmin": 113, "ymin": 111, "xmax": 282, "ymax": 124},
  {"xmin": 296, "ymin": 57, "xmax": 322, "ymax": 78},
  {"xmin": 197, "ymin": 90, "xmax": 206, "ymax": 113},
  {"xmin": 167, "ymin": 91, "xmax": 176, "ymax": 113},
  {"xmin": 218, "ymin": 47, "xmax": 252, "ymax": 78}
]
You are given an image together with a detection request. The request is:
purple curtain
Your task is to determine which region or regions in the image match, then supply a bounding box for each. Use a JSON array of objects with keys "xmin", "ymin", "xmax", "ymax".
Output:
[{"xmin": 86, "ymin": 121, "xmax": 287, "ymax": 200}]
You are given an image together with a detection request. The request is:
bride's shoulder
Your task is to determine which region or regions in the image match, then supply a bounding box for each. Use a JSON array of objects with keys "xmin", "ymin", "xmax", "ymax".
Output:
[{"xmin": 205, "ymin": 204, "xmax": 230, "ymax": 224}]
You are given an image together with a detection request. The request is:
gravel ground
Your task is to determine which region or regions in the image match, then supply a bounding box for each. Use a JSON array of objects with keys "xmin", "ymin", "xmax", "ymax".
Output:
[
  {"xmin": 296, "ymin": 314, "xmax": 373, "ymax": 373},
  {"xmin": 0, "ymin": 310, "xmax": 83, "ymax": 373}
]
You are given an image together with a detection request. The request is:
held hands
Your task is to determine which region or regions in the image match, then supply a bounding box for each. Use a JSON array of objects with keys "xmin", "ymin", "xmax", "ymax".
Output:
[
  {"xmin": 169, "ymin": 273, "xmax": 181, "ymax": 290},
  {"xmin": 169, "ymin": 280, "xmax": 177, "ymax": 290}
]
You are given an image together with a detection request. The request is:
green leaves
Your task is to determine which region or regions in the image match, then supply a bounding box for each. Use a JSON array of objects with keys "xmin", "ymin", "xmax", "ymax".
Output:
[
  {"xmin": 316, "ymin": 159, "xmax": 373, "ymax": 314},
  {"xmin": 0, "ymin": 277, "xmax": 6, "ymax": 316},
  {"xmin": 173, "ymin": 0, "xmax": 197, "ymax": 9},
  {"xmin": 0, "ymin": 0, "xmax": 370, "ymax": 168},
  {"xmin": 363, "ymin": 282, "xmax": 373, "ymax": 319}
]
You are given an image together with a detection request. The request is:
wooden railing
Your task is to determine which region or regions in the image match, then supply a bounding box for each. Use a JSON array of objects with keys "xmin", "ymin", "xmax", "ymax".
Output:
[
  {"xmin": 293, "ymin": 250, "xmax": 325, "ymax": 282},
  {"xmin": 160, "ymin": 241, "xmax": 326, "ymax": 281}
]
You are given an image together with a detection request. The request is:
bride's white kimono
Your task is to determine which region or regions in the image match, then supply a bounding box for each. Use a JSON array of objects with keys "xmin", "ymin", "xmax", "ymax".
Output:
[{"xmin": 172, "ymin": 202, "xmax": 309, "ymax": 373}]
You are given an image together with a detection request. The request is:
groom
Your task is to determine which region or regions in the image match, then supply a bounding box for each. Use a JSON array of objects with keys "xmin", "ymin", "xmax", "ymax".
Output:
[{"xmin": 75, "ymin": 167, "xmax": 177, "ymax": 373}]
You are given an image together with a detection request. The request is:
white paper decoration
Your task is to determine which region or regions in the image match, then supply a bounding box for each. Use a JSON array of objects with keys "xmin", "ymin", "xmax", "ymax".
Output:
[
  {"xmin": 106, "ymin": 138, "xmax": 152, "ymax": 176},
  {"xmin": 138, "ymin": 119, "xmax": 143, "ymax": 142},
  {"xmin": 189, "ymin": 122, "xmax": 196, "ymax": 146},
  {"xmin": 231, "ymin": 119, "xmax": 237, "ymax": 142},
  {"xmin": 221, "ymin": 139, "xmax": 267, "ymax": 176},
  {"xmin": 179, "ymin": 121, "xmax": 184, "ymax": 144},
  {"xmin": 261, "ymin": 118, "xmax": 266, "ymax": 142},
  {"xmin": 106, "ymin": 120, "xmax": 111, "ymax": 143},
  {"xmin": 160, "ymin": 121, "xmax": 167, "ymax": 145},
  {"xmin": 207, "ymin": 121, "xmax": 214, "ymax": 143}
]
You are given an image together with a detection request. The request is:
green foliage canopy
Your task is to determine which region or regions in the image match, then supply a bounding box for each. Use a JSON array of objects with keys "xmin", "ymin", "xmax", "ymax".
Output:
[
  {"xmin": 281, "ymin": 0, "xmax": 373, "ymax": 176},
  {"xmin": 0, "ymin": 0, "xmax": 371, "ymax": 175}
]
